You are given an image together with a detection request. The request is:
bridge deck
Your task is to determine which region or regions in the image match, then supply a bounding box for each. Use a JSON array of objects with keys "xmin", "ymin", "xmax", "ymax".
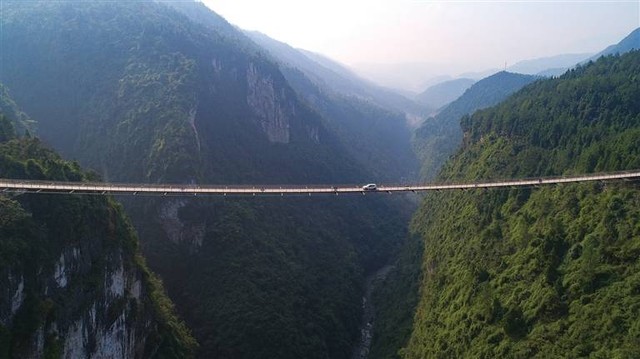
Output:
[{"xmin": 1, "ymin": 170, "xmax": 639, "ymax": 197}]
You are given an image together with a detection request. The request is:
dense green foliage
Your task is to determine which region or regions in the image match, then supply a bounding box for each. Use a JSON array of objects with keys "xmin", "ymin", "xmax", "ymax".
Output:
[
  {"xmin": 128, "ymin": 195, "xmax": 408, "ymax": 358},
  {"xmin": 368, "ymin": 233, "xmax": 423, "ymax": 359},
  {"xmin": 0, "ymin": 131, "xmax": 196, "ymax": 357},
  {"xmin": 413, "ymin": 72, "xmax": 538, "ymax": 180},
  {"xmin": 404, "ymin": 52, "xmax": 640, "ymax": 358},
  {"xmin": 1, "ymin": 2, "xmax": 415, "ymax": 357}
]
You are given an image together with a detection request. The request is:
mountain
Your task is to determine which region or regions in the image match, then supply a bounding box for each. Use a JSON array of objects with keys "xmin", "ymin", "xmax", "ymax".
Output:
[
  {"xmin": 589, "ymin": 27, "xmax": 640, "ymax": 60},
  {"xmin": 352, "ymin": 62, "xmax": 470, "ymax": 94},
  {"xmin": 415, "ymin": 78, "xmax": 476, "ymax": 110},
  {"xmin": 413, "ymin": 71, "xmax": 538, "ymax": 180},
  {"xmin": 2, "ymin": 0, "xmax": 360, "ymax": 185},
  {"xmin": 0, "ymin": 1, "xmax": 413, "ymax": 357},
  {"xmin": 243, "ymin": 31, "xmax": 419, "ymax": 181},
  {"xmin": 402, "ymin": 52, "xmax": 640, "ymax": 358},
  {"xmin": 535, "ymin": 67, "xmax": 570, "ymax": 77},
  {"xmin": 507, "ymin": 53, "xmax": 592, "ymax": 75},
  {"xmin": 244, "ymin": 31, "xmax": 427, "ymax": 118},
  {"xmin": 0, "ymin": 95, "xmax": 195, "ymax": 358},
  {"xmin": 508, "ymin": 28, "xmax": 639, "ymax": 78},
  {"xmin": 299, "ymin": 49, "xmax": 364, "ymax": 80}
]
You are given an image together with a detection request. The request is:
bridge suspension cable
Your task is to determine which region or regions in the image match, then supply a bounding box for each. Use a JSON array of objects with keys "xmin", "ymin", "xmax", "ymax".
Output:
[{"xmin": 0, "ymin": 170, "xmax": 639, "ymax": 197}]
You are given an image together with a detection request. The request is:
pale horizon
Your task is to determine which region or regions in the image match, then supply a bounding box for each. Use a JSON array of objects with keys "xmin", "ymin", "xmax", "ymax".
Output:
[{"xmin": 203, "ymin": 0, "xmax": 638, "ymax": 91}]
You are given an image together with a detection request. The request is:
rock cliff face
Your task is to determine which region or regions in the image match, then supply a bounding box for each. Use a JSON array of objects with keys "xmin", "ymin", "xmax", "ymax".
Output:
[
  {"xmin": 0, "ymin": 190, "xmax": 195, "ymax": 358},
  {"xmin": 246, "ymin": 62, "xmax": 292, "ymax": 144},
  {"xmin": 2, "ymin": 247, "xmax": 144, "ymax": 358},
  {"xmin": 158, "ymin": 199, "xmax": 206, "ymax": 249},
  {"xmin": 0, "ymin": 109, "xmax": 195, "ymax": 358}
]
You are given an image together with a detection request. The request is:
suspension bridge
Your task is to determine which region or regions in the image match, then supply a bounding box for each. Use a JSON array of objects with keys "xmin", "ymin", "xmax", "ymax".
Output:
[{"xmin": 0, "ymin": 170, "xmax": 638, "ymax": 197}]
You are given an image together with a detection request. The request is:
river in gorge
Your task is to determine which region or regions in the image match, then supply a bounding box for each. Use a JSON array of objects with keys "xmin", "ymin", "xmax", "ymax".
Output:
[{"xmin": 351, "ymin": 265, "xmax": 395, "ymax": 359}]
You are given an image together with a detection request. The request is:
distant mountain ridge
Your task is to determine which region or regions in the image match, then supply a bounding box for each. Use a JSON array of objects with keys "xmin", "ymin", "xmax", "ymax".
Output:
[
  {"xmin": 245, "ymin": 31, "xmax": 427, "ymax": 117},
  {"xmin": 413, "ymin": 71, "xmax": 538, "ymax": 180},
  {"xmin": 588, "ymin": 27, "xmax": 640, "ymax": 61},
  {"xmin": 507, "ymin": 53, "xmax": 592, "ymax": 75},
  {"xmin": 415, "ymin": 78, "xmax": 476, "ymax": 110}
]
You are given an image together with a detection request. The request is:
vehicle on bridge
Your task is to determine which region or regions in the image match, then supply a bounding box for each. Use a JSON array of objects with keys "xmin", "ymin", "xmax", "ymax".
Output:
[{"xmin": 362, "ymin": 183, "xmax": 378, "ymax": 191}]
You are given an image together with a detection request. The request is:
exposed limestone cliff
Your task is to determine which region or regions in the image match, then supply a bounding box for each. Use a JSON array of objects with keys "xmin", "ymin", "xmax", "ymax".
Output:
[
  {"xmin": 0, "ymin": 130, "xmax": 196, "ymax": 358},
  {"xmin": 246, "ymin": 62, "xmax": 293, "ymax": 143},
  {"xmin": 158, "ymin": 199, "xmax": 205, "ymax": 249},
  {"xmin": 0, "ymin": 193, "xmax": 195, "ymax": 358}
]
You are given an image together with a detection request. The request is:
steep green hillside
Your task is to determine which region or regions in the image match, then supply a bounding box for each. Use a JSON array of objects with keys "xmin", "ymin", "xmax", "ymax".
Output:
[
  {"xmin": 0, "ymin": 111, "xmax": 195, "ymax": 357},
  {"xmin": 1, "ymin": 2, "xmax": 413, "ymax": 357},
  {"xmin": 368, "ymin": 233, "xmax": 423, "ymax": 359},
  {"xmin": 414, "ymin": 72, "xmax": 538, "ymax": 180},
  {"xmin": 404, "ymin": 52, "xmax": 640, "ymax": 358}
]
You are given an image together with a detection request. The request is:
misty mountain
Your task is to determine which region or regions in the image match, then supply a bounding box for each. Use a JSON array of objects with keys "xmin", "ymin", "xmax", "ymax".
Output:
[
  {"xmin": 413, "ymin": 71, "xmax": 538, "ymax": 180},
  {"xmin": 243, "ymin": 31, "xmax": 419, "ymax": 181},
  {"xmin": 166, "ymin": 1, "xmax": 420, "ymax": 178},
  {"xmin": 415, "ymin": 78, "xmax": 476, "ymax": 110},
  {"xmin": 507, "ymin": 53, "xmax": 592, "ymax": 75},
  {"xmin": 588, "ymin": 27, "xmax": 640, "ymax": 61},
  {"xmin": 353, "ymin": 62, "xmax": 460, "ymax": 93},
  {"xmin": 507, "ymin": 28, "xmax": 639, "ymax": 78},
  {"xmin": 299, "ymin": 49, "xmax": 363, "ymax": 80},
  {"xmin": 244, "ymin": 31, "xmax": 426, "ymax": 117},
  {"xmin": 0, "ymin": 1, "xmax": 413, "ymax": 358},
  {"xmin": 535, "ymin": 67, "xmax": 571, "ymax": 77}
]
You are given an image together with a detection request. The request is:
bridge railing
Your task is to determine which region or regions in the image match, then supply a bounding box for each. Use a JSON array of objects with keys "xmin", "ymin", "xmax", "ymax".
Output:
[{"xmin": 0, "ymin": 169, "xmax": 638, "ymax": 195}]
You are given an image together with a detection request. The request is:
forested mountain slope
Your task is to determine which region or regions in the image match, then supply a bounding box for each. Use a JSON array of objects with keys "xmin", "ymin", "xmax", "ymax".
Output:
[
  {"xmin": 0, "ymin": 1, "xmax": 412, "ymax": 357},
  {"xmin": 413, "ymin": 71, "xmax": 538, "ymax": 180},
  {"xmin": 404, "ymin": 52, "xmax": 640, "ymax": 358},
  {"xmin": 0, "ymin": 103, "xmax": 195, "ymax": 358}
]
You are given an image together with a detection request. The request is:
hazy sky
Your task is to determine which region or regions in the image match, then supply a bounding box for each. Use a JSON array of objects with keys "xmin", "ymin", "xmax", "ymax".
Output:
[{"xmin": 203, "ymin": 0, "xmax": 639, "ymax": 89}]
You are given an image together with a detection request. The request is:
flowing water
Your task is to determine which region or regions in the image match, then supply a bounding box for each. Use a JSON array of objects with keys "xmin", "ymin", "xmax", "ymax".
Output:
[{"xmin": 351, "ymin": 265, "xmax": 395, "ymax": 359}]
